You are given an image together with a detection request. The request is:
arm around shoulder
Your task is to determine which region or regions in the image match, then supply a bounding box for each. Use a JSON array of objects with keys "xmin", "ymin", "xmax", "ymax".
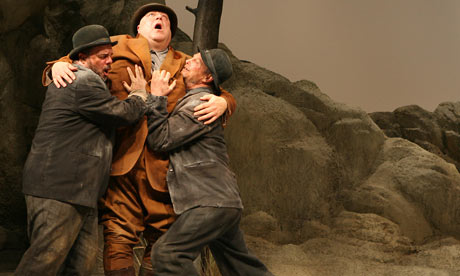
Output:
[
  {"xmin": 42, "ymin": 56, "xmax": 77, "ymax": 88},
  {"xmin": 42, "ymin": 55, "xmax": 72, "ymax": 86},
  {"xmin": 220, "ymin": 88, "xmax": 236, "ymax": 125}
]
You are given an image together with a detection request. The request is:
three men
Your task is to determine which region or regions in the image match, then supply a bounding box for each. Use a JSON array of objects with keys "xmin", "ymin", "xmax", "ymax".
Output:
[
  {"xmin": 143, "ymin": 49, "xmax": 273, "ymax": 275},
  {"xmin": 16, "ymin": 25, "xmax": 149, "ymax": 275},
  {"xmin": 46, "ymin": 3, "xmax": 236, "ymax": 275}
]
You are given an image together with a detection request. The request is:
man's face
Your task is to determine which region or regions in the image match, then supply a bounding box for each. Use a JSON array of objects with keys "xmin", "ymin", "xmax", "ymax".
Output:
[
  {"xmin": 84, "ymin": 44, "xmax": 113, "ymax": 81},
  {"xmin": 181, "ymin": 53, "xmax": 211, "ymax": 86},
  {"xmin": 137, "ymin": 11, "xmax": 172, "ymax": 44}
]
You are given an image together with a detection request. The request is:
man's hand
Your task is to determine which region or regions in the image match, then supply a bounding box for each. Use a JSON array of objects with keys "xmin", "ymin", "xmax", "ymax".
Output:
[
  {"xmin": 150, "ymin": 70, "xmax": 176, "ymax": 96},
  {"xmin": 194, "ymin": 94, "xmax": 228, "ymax": 124},
  {"xmin": 123, "ymin": 65, "xmax": 147, "ymax": 92},
  {"xmin": 52, "ymin": 62, "xmax": 77, "ymax": 88}
]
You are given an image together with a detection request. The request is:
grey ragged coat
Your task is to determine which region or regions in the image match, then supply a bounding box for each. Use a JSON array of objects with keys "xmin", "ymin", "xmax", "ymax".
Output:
[
  {"xmin": 22, "ymin": 65, "xmax": 147, "ymax": 208},
  {"xmin": 146, "ymin": 87, "xmax": 243, "ymax": 214}
]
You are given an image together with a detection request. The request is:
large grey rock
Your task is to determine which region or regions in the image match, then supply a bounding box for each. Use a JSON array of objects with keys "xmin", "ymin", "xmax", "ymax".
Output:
[
  {"xmin": 225, "ymin": 86, "xmax": 336, "ymax": 241},
  {"xmin": 370, "ymin": 102, "xmax": 460, "ymax": 171},
  {"xmin": 342, "ymin": 138, "xmax": 460, "ymax": 243}
]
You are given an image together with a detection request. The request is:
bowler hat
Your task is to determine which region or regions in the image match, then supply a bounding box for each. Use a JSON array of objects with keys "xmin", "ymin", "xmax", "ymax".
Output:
[
  {"xmin": 199, "ymin": 48, "xmax": 233, "ymax": 95},
  {"xmin": 69, "ymin": 25, "xmax": 117, "ymax": 60},
  {"xmin": 131, "ymin": 3, "xmax": 178, "ymax": 38}
]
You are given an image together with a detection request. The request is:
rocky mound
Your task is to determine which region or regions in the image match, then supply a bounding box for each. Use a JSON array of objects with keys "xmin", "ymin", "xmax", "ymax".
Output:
[{"xmin": 370, "ymin": 103, "xmax": 460, "ymax": 171}]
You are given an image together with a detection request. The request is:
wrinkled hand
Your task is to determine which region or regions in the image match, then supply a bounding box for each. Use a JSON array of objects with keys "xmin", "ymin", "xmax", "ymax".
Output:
[
  {"xmin": 194, "ymin": 94, "xmax": 228, "ymax": 124},
  {"xmin": 123, "ymin": 65, "xmax": 147, "ymax": 93},
  {"xmin": 150, "ymin": 70, "xmax": 176, "ymax": 96},
  {"xmin": 52, "ymin": 62, "xmax": 77, "ymax": 88}
]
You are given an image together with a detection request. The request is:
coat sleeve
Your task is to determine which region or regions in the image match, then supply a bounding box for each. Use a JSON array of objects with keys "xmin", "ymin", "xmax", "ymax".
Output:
[
  {"xmin": 219, "ymin": 87, "xmax": 236, "ymax": 126},
  {"xmin": 75, "ymin": 73, "xmax": 147, "ymax": 128},
  {"xmin": 42, "ymin": 55, "xmax": 73, "ymax": 86},
  {"xmin": 146, "ymin": 95, "xmax": 217, "ymax": 152}
]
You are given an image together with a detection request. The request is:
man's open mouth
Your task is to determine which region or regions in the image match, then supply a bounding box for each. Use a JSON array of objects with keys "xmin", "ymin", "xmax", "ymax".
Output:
[{"xmin": 155, "ymin": 23, "xmax": 162, "ymax": 30}]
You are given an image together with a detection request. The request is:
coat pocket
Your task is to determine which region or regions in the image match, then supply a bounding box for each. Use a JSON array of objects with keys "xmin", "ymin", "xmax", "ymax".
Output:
[{"xmin": 74, "ymin": 151, "xmax": 103, "ymax": 187}]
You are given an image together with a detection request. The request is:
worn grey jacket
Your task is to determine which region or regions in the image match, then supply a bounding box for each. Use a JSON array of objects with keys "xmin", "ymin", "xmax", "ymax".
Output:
[
  {"xmin": 146, "ymin": 87, "xmax": 243, "ymax": 214},
  {"xmin": 22, "ymin": 65, "xmax": 147, "ymax": 208}
]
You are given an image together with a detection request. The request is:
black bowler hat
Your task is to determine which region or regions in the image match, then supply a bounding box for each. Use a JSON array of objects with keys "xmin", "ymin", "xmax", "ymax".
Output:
[
  {"xmin": 199, "ymin": 48, "xmax": 233, "ymax": 95},
  {"xmin": 131, "ymin": 3, "xmax": 178, "ymax": 38},
  {"xmin": 69, "ymin": 25, "xmax": 117, "ymax": 60}
]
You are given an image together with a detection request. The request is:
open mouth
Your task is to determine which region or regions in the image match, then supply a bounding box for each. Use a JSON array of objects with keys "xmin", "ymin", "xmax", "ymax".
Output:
[{"xmin": 154, "ymin": 23, "xmax": 162, "ymax": 30}]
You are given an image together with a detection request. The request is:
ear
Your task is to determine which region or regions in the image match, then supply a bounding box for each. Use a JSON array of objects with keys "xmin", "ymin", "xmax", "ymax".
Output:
[
  {"xmin": 78, "ymin": 52, "xmax": 88, "ymax": 63},
  {"xmin": 203, "ymin": 74, "xmax": 213, "ymax": 83}
]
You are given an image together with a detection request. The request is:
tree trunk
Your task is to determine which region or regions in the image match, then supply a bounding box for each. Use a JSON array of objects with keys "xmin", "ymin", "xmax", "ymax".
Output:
[{"xmin": 186, "ymin": 0, "xmax": 223, "ymax": 52}]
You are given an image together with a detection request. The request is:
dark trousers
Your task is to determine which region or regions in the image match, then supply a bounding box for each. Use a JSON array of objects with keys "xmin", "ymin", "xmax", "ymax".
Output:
[
  {"xmin": 15, "ymin": 195, "xmax": 98, "ymax": 276},
  {"xmin": 151, "ymin": 207, "xmax": 273, "ymax": 276}
]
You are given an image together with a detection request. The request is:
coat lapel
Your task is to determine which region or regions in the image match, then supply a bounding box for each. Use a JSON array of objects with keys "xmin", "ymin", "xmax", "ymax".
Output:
[
  {"xmin": 160, "ymin": 47, "xmax": 182, "ymax": 78},
  {"xmin": 126, "ymin": 35, "xmax": 152, "ymax": 79}
]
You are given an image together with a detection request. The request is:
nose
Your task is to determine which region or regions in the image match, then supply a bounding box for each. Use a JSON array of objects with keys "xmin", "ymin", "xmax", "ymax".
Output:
[{"xmin": 106, "ymin": 56, "xmax": 113, "ymax": 65}]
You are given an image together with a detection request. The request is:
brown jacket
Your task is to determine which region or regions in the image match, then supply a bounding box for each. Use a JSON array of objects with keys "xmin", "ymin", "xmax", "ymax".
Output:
[{"xmin": 43, "ymin": 34, "xmax": 236, "ymax": 192}]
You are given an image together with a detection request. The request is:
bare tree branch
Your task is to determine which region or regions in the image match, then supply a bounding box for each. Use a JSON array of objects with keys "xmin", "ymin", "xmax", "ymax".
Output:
[
  {"xmin": 188, "ymin": 0, "xmax": 224, "ymax": 52},
  {"xmin": 185, "ymin": 6, "xmax": 198, "ymax": 16}
]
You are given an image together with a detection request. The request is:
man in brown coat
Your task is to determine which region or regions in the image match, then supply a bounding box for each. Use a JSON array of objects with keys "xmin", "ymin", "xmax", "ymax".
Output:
[{"xmin": 45, "ymin": 4, "xmax": 236, "ymax": 275}]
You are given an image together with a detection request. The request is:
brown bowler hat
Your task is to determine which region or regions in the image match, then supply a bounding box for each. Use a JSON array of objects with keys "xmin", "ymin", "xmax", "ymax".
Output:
[{"xmin": 131, "ymin": 3, "xmax": 178, "ymax": 38}]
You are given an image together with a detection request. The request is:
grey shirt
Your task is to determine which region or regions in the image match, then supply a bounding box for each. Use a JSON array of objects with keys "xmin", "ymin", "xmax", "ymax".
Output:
[{"xmin": 150, "ymin": 48, "xmax": 169, "ymax": 72}]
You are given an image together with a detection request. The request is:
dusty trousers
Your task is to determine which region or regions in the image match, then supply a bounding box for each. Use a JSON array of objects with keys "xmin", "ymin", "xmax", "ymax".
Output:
[
  {"xmin": 15, "ymin": 195, "xmax": 98, "ymax": 276},
  {"xmin": 151, "ymin": 207, "xmax": 273, "ymax": 276},
  {"xmin": 100, "ymin": 149, "xmax": 176, "ymax": 272}
]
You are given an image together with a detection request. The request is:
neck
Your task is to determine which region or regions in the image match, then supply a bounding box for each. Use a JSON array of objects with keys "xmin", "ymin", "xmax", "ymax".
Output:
[
  {"xmin": 75, "ymin": 60, "xmax": 86, "ymax": 68},
  {"xmin": 185, "ymin": 83, "xmax": 210, "ymax": 91},
  {"xmin": 140, "ymin": 34, "xmax": 169, "ymax": 51},
  {"xmin": 149, "ymin": 40, "xmax": 169, "ymax": 51}
]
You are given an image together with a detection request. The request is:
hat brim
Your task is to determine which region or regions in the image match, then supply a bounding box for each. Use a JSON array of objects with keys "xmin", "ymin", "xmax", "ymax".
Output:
[
  {"xmin": 69, "ymin": 39, "xmax": 117, "ymax": 60},
  {"xmin": 198, "ymin": 47, "xmax": 221, "ymax": 94},
  {"xmin": 131, "ymin": 3, "xmax": 178, "ymax": 38}
]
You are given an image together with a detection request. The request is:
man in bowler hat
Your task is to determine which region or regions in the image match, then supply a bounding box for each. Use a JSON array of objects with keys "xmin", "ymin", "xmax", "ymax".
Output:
[
  {"xmin": 141, "ymin": 48, "xmax": 273, "ymax": 275},
  {"xmin": 15, "ymin": 25, "xmax": 149, "ymax": 275}
]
